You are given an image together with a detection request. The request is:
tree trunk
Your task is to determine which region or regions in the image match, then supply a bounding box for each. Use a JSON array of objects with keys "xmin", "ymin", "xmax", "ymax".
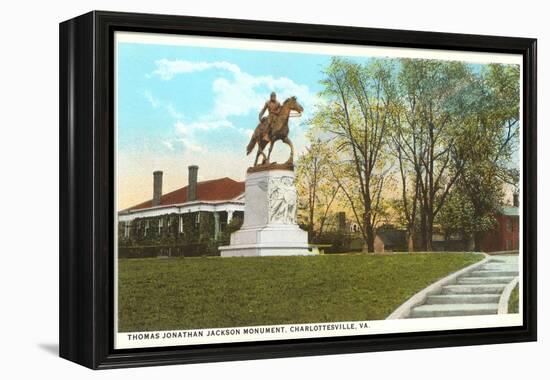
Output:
[
  {"xmin": 365, "ymin": 218, "xmax": 375, "ymax": 253},
  {"xmin": 308, "ymin": 203, "xmax": 315, "ymax": 242},
  {"xmin": 407, "ymin": 229, "xmax": 415, "ymax": 252},
  {"xmin": 467, "ymin": 234, "xmax": 475, "ymax": 251},
  {"xmin": 473, "ymin": 232, "xmax": 483, "ymax": 252},
  {"xmin": 426, "ymin": 215, "xmax": 434, "ymax": 251},
  {"xmin": 361, "ymin": 212, "xmax": 375, "ymax": 253},
  {"xmin": 419, "ymin": 211, "xmax": 427, "ymax": 251}
]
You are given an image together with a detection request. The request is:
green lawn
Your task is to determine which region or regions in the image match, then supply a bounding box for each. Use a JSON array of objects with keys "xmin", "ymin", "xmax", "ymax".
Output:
[
  {"xmin": 118, "ymin": 252, "xmax": 483, "ymax": 332},
  {"xmin": 508, "ymin": 284, "xmax": 520, "ymax": 313}
]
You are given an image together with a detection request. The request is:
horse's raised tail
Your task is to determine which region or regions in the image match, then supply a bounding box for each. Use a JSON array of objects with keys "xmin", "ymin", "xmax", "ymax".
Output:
[{"xmin": 246, "ymin": 135, "xmax": 256, "ymax": 155}]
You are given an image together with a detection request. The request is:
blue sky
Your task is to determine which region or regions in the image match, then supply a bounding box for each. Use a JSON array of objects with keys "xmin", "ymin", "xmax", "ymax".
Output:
[
  {"xmin": 117, "ymin": 43, "xmax": 337, "ymax": 154},
  {"xmin": 116, "ymin": 41, "xmax": 519, "ymax": 209},
  {"xmin": 116, "ymin": 41, "xmax": 370, "ymax": 208}
]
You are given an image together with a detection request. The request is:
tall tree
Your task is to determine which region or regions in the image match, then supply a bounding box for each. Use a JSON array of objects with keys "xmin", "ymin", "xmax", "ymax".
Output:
[
  {"xmin": 313, "ymin": 58, "xmax": 396, "ymax": 252},
  {"xmin": 311, "ymin": 57, "xmax": 520, "ymax": 253},
  {"xmin": 296, "ymin": 136, "xmax": 340, "ymax": 241},
  {"xmin": 439, "ymin": 63, "xmax": 520, "ymax": 250},
  {"xmin": 391, "ymin": 59, "xmax": 473, "ymax": 250},
  {"xmin": 437, "ymin": 165, "xmax": 503, "ymax": 250}
]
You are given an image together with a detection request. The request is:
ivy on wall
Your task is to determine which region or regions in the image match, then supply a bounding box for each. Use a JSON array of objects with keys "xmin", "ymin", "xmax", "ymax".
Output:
[{"xmin": 118, "ymin": 211, "xmax": 237, "ymax": 257}]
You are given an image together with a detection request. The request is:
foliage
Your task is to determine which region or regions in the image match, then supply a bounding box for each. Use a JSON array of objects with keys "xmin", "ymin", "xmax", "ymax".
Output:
[
  {"xmin": 312, "ymin": 58, "xmax": 397, "ymax": 251},
  {"xmin": 118, "ymin": 253, "xmax": 483, "ymax": 331},
  {"xmin": 119, "ymin": 242, "xmax": 219, "ymax": 258},
  {"xmin": 435, "ymin": 64, "xmax": 519, "ymax": 249},
  {"xmin": 226, "ymin": 215, "xmax": 244, "ymax": 234},
  {"xmin": 219, "ymin": 215, "xmax": 244, "ymax": 245},
  {"xmin": 391, "ymin": 59, "xmax": 477, "ymax": 250},
  {"xmin": 296, "ymin": 136, "xmax": 341, "ymax": 241},
  {"xmin": 119, "ymin": 211, "xmax": 225, "ymax": 256},
  {"xmin": 314, "ymin": 230, "xmax": 354, "ymax": 253},
  {"xmin": 308, "ymin": 57, "xmax": 520, "ymax": 252},
  {"xmin": 436, "ymin": 187, "xmax": 498, "ymax": 237}
]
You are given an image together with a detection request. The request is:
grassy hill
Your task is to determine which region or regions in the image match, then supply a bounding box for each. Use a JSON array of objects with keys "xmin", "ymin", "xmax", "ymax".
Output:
[{"xmin": 118, "ymin": 252, "xmax": 483, "ymax": 332}]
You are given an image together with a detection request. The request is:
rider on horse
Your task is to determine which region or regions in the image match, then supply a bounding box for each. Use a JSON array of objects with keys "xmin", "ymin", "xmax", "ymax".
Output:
[
  {"xmin": 258, "ymin": 91, "xmax": 281, "ymax": 143},
  {"xmin": 247, "ymin": 94, "xmax": 303, "ymax": 167}
]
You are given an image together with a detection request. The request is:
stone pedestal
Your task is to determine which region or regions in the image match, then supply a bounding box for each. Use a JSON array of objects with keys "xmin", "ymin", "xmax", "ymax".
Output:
[{"xmin": 219, "ymin": 169, "xmax": 311, "ymax": 257}]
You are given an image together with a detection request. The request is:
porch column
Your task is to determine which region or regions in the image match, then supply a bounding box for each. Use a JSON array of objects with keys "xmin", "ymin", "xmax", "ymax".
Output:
[
  {"xmin": 227, "ymin": 210, "xmax": 234, "ymax": 224},
  {"xmin": 214, "ymin": 211, "xmax": 220, "ymax": 240}
]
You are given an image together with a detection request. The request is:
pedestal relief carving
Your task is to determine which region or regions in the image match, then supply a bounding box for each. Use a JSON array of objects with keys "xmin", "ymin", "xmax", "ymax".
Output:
[
  {"xmin": 268, "ymin": 176, "xmax": 297, "ymax": 224},
  {"xmin": 219, "ymin": 169, "xmax": 310, "ymax": 257}
]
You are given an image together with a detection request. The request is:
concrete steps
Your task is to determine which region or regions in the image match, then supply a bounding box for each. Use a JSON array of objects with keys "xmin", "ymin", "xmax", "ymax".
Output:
[
  {"xmin": 426, "ymin": 294, "xmax": 500, "ymax": 304},
  {"xmin": 482, "ymin": 264, "xmax": 518, "ymax": 271},
  {"xmin": 442, "ymin": 284, "xmax": 506, "ymax": 294},
  {"xmin": 470, "ymin": 270, "xmax": 518, "ymax": 277},
  {"xmin": 410, "ymin": 303, "xmax": 498, "ymax": 318},
  {"xmin": 456, "ymin": 276, "xmax": 514, "ymax": 285},
  {"xmin": 407, "ymin": 256, "xmax": 518, "ymax": 319}
]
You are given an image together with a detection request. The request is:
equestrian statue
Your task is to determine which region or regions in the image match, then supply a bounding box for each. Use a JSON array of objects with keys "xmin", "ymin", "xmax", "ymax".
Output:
[{"xmin": 246, "ymin": 92, "xmax": 303, "ymax": 168}]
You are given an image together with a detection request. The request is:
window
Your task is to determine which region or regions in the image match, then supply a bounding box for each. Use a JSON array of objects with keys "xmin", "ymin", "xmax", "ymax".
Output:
[
  {"xmin": 505, "ymin": 239, "xmax": 512, "ymax": 250},
  {"xmin": 506, "ymin": 219, "xmax": 513, "ymax": 232},
  {"xmin": 179, "ymin": 215, "xmax": 183, "ymax": 234},
  {"xmin": 144, "ymin": 220, "xmax": 149, "ymax": 236},
  {"xmin": 158, "ymin": 218, "xmax": 163, "ymax": 234},
  {"xmin": 124, "ymin": 221, "xmax": 130, "ymax": 238},
  {"xmin": 195, "ymin": 212, "xmax": 201, "ymax": 228}
]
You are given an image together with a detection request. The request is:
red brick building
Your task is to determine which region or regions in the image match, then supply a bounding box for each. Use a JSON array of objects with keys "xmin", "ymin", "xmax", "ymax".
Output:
[{"xmin": 480, "ymin": 205, "xmax": 520, "ymax": 252}]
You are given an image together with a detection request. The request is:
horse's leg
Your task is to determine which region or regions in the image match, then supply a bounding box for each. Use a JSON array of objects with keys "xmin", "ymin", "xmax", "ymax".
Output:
[
  {"xmin": 253, "ymin": 147, "xmax": 260, "ymax": 166},
  {"xmin": 260, "ymin": 141, "xmax": 268, "ymax": 165},
  {"xmin": 253, "ymin": 141, "xmax": 265, "ymax": 165},
  {"xmin": 266, "ymin": 140, "xmax": 276, "ymax": 163},
  {"xmin": 283, "ymin": 137, "xmax": 294, "ymax": 164}
]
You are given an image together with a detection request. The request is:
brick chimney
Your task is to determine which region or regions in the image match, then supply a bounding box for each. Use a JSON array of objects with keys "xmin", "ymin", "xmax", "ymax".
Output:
[
  {"xmin": 187, "ymin": 165, "xmax": 198, "ymax": 202},
  {"xmin": 152, "ymin": 170, "xmax": 163, "ymax": 206},
  {"xmin": 513, "ymin": 192, "xmax": 519, "ymax": 207}
]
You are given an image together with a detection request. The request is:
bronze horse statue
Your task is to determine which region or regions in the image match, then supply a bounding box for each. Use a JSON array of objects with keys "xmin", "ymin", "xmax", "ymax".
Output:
[{"xmin": 246, "ymin": 96, "xmax": 304, "ymax": 167}]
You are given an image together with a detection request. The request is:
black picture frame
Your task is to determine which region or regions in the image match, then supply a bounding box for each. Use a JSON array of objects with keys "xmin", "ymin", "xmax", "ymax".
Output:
[{"xmin": 59, "ymin": 10, "xmax": 537, "ymax": 369}]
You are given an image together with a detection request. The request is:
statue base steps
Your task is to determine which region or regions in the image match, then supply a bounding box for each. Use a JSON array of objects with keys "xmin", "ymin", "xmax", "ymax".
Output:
[{"xmin": 219, "ymin": 169, "xmax": 310, "ymax": 257}]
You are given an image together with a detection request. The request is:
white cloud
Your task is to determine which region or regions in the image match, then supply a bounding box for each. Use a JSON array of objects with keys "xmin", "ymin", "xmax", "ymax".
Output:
[
  {"xmin": 162, "ymin": 140, "xmax": 174, "ymax": 151},
  {"xmin": 174, "ymin": 120, "xmax": 189, "ymax": 135},
  {"xmin": 143, "ymin": 90, "xmax": 160, "ymax": 108},
  {"xmin": 176, "ymin": 118, "xmax": 233, "ymax": 132},
  {"xmin": 152, "ymin": 59, "xmax": 241, "ymax": 80},
  {"xmin": 177, "ymin": 138, "xmax": 206, "ymax": 153},
  {"xmin": 151, "ymin": 59, "xmax": 318, "ymax": 158},
  {"xmin": 141, "ymin": 94, "xmax": 205, "ymax": 154},
  {"xmin": 142, "ymin": 91, "xmax": 185, "ymax": 120},
  {"xmin": 151, "ymin": 59, "xmax": 316, "ymax": 120},
  {"xmin": 165, "ymin": 103, "xmax": 183, "ymax": 119},
  {"xmin": 170, "ymin": 120, "xmax": 208, "ymax": 153},
  {"xmin": 238, "ymin": 127, "xmax": 254, "ymax": 139}
]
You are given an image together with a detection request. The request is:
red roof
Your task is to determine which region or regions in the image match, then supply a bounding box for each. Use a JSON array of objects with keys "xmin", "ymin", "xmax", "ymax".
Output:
[{"xmin": 125, "ymin": 177, "xmax": 244, "ymax": 212}]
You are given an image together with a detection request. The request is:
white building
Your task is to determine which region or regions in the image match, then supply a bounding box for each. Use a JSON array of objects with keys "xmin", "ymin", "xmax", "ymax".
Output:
[{"xmin": 118, "ymin": 165, "xmax": 245, "ymax": 244}]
